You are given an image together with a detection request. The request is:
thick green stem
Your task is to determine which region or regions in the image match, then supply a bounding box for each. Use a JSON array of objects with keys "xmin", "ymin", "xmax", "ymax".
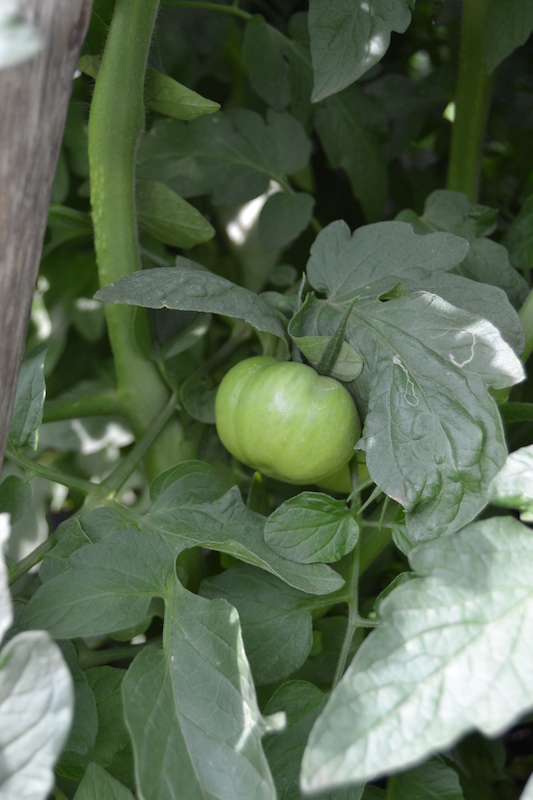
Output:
[
  {"xmin": 519, "ymin": 293, "xmax": 533, "ymax": 363},
  {"xmin": 447, "ymin": 0, "xmax": 493, "ymax": 202},
  {"xmin": 88, "ymin": 0, "xmax": 194, "ymax": 479},
  {"xmin": 9, "ymin": 534, "xmax": 57, "ymax": 587},
  {"xmin": 5, "ymin": 450, "xmax": 96, "ymax": 496},
  {"xmin": 76, "ymin": 637, "xmax": 162, "ymax": 669}
]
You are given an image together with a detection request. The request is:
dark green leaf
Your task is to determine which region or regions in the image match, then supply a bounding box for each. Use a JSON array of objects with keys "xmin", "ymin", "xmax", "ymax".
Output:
[
  {"xmin": 502, "ymin": 192, "xmax": 533, "ymax": 277},
  {"xmin": 314, "ymin": 87, "xmax": 386, "ymax": 222},
  {"xmin": 138, "ymin": 109, "xmax": 311, "ymax": 205},
  {"xmin": 258, "ymin": 192, "xmax": 315, "ymax": 251},
  {"xmin": 7, "ymin": 343, "xmax": 47, "ymax": 452},
  {"xmin": 122, "ymin": 578, "xmax": 277, "ymax": 800},
  {"xmin": 301, "ymin": 516, "xmax": 533, "ymax": 790},
  {"xmin": 20, "ymin": 530, "xmax": 175, "ymax": 638},
  {"xmin": 308, "ymin": 0, "xmax": 412, "ymax": 102},
  {"xmin": 145, "ymin": 67, "xmax": 220, "ymax": 120},
  {"xmin": 264, "ymin": 681, "xmax": 364, "ymax": 800},
  {"xmin": 292, "ymin": 617, "xmax": 364, "ymax": 688},
  {"xmin": 59, "ymin": 641, "xmax": 98, "ymax": 757},
  {"xmin": 0, "ymin": 475, "xmax": 32, "ymax": 524},
  {"xmin": 483, "ymin": 0, "xmax": 533, "ymax": 73},
  {"xmin": 242, "ymin": 16, "xmax": 291, "ymax": 110},
  {"xmin": 95, "ymin": 259, "xmax": 289, "ymax": 351},
  {"xmin": 43, "ymin": 205, "xmax": 93, "ymax": 259},
  {"xmin": 180, "ymin": 373, "xmax": 216, "ymax": 423},
  {"xmin": 264, "ymin": 492, "xmax": 359, "ymax": 564},
  {"xmin": 390, "ymin": 758, "xmax": 464, "ymax": 800},
  {"xmin": 136, "ymin": 180, "xmax": 215, "ymax": 248},
  {"xmin": 73, "ymin": 763, "xmax": 134, "ymax": 800},
  {"xmin": 201, "ymin": 563, "xmax": 315, "ymax": 685}
]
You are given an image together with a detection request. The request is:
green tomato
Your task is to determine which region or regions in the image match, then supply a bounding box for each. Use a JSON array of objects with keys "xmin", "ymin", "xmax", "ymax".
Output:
[{"xmin": 215, "ymin": 356, "xmax": 361, "ymax": 484}]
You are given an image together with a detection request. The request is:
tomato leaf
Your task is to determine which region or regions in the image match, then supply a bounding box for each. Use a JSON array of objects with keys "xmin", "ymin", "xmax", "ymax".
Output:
[
  {"xmin": 138, "ymin": 109, "xmax": 311, "ymax": 206},
  {"xmin": 258, "ymin": 191, "xmax": 315, "ymax": 251},
  {"xmin": 7, "ymin": 343, "xmax": 47, "ymax": 452},
  {"xmin": 144, "ymin": 68, "xmax": 220, "ymax": 121},
  {"xmin": 488, "ymin": 444, "xmax": 533, "ymax": 520},
  {"xmin": 73, "ymin": 763, "xmax": 135, "ymax": 799},
  {"xmin": 263, "ymin": 681, "xmax": 365, "ymax": 800},
  {"xmin": 95, "ymin": 259, "xmax": 289, "ymax": 353},
  {"xmin": 483, "ymin": 0, "xmax": 533, "ymax": 74},
  {"xmin": 0, "ymin": 475, "xmax": 32, "ymax": 524},
  {"xmin": 264, "ymin": 492, "xmax": 359, "ymax": 564},
  {"xmin": 301, "ymin": 516, "xmax": 533, "ymax": 790},
  {"xmin": 201, "ymin": 564, "xmax": 315, "ymax": 685},
  {"xmin": 308, "ymin": 0, "xmax": 412, "ymax": 102},
  {"xmin": 122, "ymin": 577, "xmax": 277, "ymax": 800},
  {"xmin": 136, "ymin": 179, "xmax": 215, "ymax": 249}
]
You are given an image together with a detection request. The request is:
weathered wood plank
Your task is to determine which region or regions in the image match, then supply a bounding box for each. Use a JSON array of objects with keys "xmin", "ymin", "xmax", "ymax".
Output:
[{"xmin": 0, "ymin": 0, "xmax": 92, "ymax": 472}]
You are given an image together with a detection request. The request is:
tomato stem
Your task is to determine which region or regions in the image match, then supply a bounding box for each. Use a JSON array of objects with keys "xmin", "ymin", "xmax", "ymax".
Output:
[
  {"xmin": 446, "ymin": 0, "xmax": 493, "ymax": 201},
  {"xmin": 332, "ymin": 540, "xmax": 361, "ymax": 689}
]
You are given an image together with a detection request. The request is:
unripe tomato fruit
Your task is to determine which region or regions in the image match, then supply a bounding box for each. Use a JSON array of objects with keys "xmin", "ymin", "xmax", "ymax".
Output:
[{"xmin": 215, "ymin": 356, "xmax": 361, "ymax": 484}]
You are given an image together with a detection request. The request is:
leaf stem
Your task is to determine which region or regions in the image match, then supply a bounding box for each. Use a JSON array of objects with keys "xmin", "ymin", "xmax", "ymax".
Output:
[
  {"xmin": 9, "ymin": 534, "xmax": 58, "ymax": 586},
  {"xmin": 5, "ymin": 449, "xmax": 97, "ymax": 496},
  {"xmin": 160, "ymin": 1, "xmax": 251, "ymax": 19},
  {"xmin": 499, "ymin": 401, "xmax": 533, "ymax": 423},
  {"xmin": 332, "ymin": 541, "xmax": 361, "ymax": 688},
  {"xmin": 446, "ymin": 0, "xmax": 493, "ymax": 201}
]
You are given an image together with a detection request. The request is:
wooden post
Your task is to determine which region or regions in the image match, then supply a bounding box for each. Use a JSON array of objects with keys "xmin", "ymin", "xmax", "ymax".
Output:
[{"xmin": 0, "ymin": 0, "xmax": 92, "ymax": 472}]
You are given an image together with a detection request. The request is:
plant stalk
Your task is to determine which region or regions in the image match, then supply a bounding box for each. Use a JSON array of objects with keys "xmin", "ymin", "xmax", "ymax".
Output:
[
  {"xmin": 446, "ymin": 0, "xmax": 493, "ymax": 202},
  {"xmin": 88, "ymin": 0, "xmax": 195, "ymax": 479},
  {"xmin": 332, "ymin": 541, "xmax": 361, "ymax": 688}
]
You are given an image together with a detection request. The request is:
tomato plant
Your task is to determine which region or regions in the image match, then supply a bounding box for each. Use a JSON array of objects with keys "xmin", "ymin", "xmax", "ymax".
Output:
[{"xmin": 2, "ymin": 1, "xmax": 533, "ymax": 799}]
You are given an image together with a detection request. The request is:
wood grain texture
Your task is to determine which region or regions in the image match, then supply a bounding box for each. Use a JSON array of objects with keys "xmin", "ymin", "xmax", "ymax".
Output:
[{"xmin": 0, "ymin": 0, "xmax": 92, "ymax": 472}]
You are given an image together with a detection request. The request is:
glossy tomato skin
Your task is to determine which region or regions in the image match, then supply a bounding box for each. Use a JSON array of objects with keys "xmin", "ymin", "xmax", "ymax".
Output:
[{"xmin": 215, "ymin": 356, "xmax": 361, "ymax": 484}]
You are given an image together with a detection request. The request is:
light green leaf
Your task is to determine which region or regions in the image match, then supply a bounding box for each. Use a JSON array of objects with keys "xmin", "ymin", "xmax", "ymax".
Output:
[
  {"xmin": 489, "ymin": 444, "xmax": 533, "ymax": 520},
  {"xmin": 483, "ymin": 0, "xmax": 533, "ymax": 73},
  {"xmin": 7, "ymin": 343, "xmax": 47, "ymax": 452},
  {"xmin": 0, "ymin": 632, "xmax": 73, "ymax": 799},
  {"xmin": 73, "ymin": 763, "xmax": 134, "ymax": 800},
  {"xmin": 95, "ymin": 259, "xmax": 289, "ymax": 351},
  {"xmin": 301, "ymin": 516, "xmax": 533, "ymax": 790},
  {"xmin": 137, "ymin": 180, "xmax": 215, "ymax": 248},
  {"xmin": 123, "ymin": 578, "xmax": 277, "ymax": 800},
  {"xmin": 258, "ymin": 191, "xmax": 315, "ymax": 251},
  {"xmin": 264, "ymin": 492, "xmax": 359, "ymax": 564},
  {"xmin": 0, "ymin": 4, "xmax": 41, "ymax": 70},
  {"xmin": 0, "ymin": 476, "xmax": 32, "ymax": 524},
  {"xmin": 201, "ymin": 563, "xmax": 315, "ymax": 685},
  {"xmin": 308, "ymin": 0, "xmax": 412, "ymax": 101},
  {"xmin": 145, "ymin": 68, "xmax": 220, "ymax": 120},
  {"xmin": 264, "ymin": 681, "xmax": 364, "ymax": 800}
]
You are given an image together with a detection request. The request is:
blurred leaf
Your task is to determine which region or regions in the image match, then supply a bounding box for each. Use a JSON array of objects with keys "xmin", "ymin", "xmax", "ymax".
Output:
[
  {"xmin": 43, "ymin": 205, "xmax": 93, "ymax": 259},
  {"xmin": 258, "ymin": 192, "xmax": 315, "ymax": 251},
  {"xmin": 489, "ymin": 444, "xmax": 533, "ymax": 520},
  {"xmin": 136, "ymin": 179, "xmax": 215, "ymax": 248},
  {"xmin": 314, "ymin": 86, "xmax": 387, "ymax": 222},
  {"xmin": 301, "ymin": 516, "xmax": 533, "ymax": 790},
  {"xmin": 201, "ymin": 563, "xmax": 315, "ymax": 685},
  {"xmin": 59, "ymin": 641, "xmax": 98, "ymax": 757},
  {"xmin": 502, "ymin": 192, "xmax": 533, "ymax": 277},
  {"xmin": 122, "ymin": 577, "xmax": 277, "ymax": 800},
  {"xmin": 180, "ymin": 374, "xmax": 216, "ymax": 424},
  {"xmin": 0, "ymin": 4, "xmax": 41, "ymax": 70},
  {"xmin": 145, "ymin": 67, "xmax": 220, "ymax": 120},
  {"xmin": 138, "ymin": 109, "xmax": 311, "ymax": 205},
  {"xmin": 73, "ymin": 763, "xmax": 134, "ymax": 800},
  {"xmin": 389, "ymin": 758, "xmax": 464, "ymax": 799},
  {"xmin": 7, "ymin": 343, "xmax": 47, "ymax": 452},
  {"xmin": 264, "ymin": 681, "xmax": 364, "ymax": 800},
  {"xmin": 0, "ymin": 476, "xmax": 32, "ymax": 524},
  {"xmin": 264, "ymin": 492, "xmax": 359, "ymax": 564},
  {"xmin": 308, "ymin": 0, "xmax": 412, "ymax": 102},
  {"xmin": 483, "ymin": 0, "xmax": 533, "ymax": 73}
]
